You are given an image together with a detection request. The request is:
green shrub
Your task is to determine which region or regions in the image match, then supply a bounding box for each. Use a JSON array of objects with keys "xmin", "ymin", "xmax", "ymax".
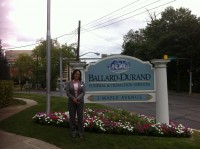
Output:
[{"xmin": 0, "ymin": 80, "xmax": 14, "ymax": 108}]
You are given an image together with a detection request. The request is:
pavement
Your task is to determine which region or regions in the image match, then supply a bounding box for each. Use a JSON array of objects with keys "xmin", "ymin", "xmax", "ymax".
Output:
[{"xmin": 0, "ymin": 98, "xmax": 61, "ymax": 149}]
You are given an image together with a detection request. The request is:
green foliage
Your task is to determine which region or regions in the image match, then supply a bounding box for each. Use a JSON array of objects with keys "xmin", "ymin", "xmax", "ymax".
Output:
[
  {"xmin": 144, "ymin": 7, "xmax": 200, "ymax": 58},
  {"xmin": 122, "ymin": 7, "xmax": 200, "ymax": 92},
  {"xmin": 122, "ymin": 29, "xmax": 151, "ymax": 61},
  {"xmin": 14, "ymin": 54, "xmax": 34, "ymax": 89},
  {"xmin": 32, "ymin": 108, "xmax": 193, "ymax": 137},
  {"xmin": 0, "ymin": 40, "xmax": 10, "ymax": 80},
  {"xmin": 32, "ymin": 39, "xmax": 76, "ymax": 90},
  {"xmin": 0, "ymin": 80, "xmax": 13, "ymax": 108}
]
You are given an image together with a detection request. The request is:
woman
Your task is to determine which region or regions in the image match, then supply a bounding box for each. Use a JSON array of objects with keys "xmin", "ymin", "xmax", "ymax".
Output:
[{"xmin": 66, "ymin": 69, "xmax": 85, "ymax": 138}]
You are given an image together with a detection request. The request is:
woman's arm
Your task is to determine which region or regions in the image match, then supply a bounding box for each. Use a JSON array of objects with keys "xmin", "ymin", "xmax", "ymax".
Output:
[
  {"xmin": 77, "ymin": 81, "xmax": 86, "ymax": 102},
  {"xmin": 66, "ymin": 81, "xmax": 75, "ymax": 100}
]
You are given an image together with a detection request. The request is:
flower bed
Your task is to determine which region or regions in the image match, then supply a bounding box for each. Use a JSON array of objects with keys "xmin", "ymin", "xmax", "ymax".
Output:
[{"xmin": 32, "ymin": 108, "xmax": 193, "ymax": 137}]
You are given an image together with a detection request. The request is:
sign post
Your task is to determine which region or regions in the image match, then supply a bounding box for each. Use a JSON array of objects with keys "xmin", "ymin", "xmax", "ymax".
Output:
[{"xmin": 151, "ymin": 59, "xmax": 170, "ymax": 124}]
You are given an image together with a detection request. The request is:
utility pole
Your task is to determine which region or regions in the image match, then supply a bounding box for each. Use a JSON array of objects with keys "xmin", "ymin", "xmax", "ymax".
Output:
[
  {"xmin": 76, "ymin": 20, "xmax": 81, "ymax": 61},
  {"xmin": 36, "ymin": 55, "xmax": 38, "ymax": 89},
  {"xmin": 59, "ymin": 48, "xmax": 63, "ymax": 96},
  {"xmin": 189, "ymin": 60, "xmax": 192, "ymax": 95},
  {"xmin": 46, "ymin": 0, "xmax": 51, "ymax": 114},
  {"xmin": 176, "ymin": 59, "xmax": 180, "ymax": 93}
]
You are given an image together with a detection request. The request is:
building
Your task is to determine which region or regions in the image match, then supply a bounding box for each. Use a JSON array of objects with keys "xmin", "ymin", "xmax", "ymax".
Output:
[
  {"xmin": 5, "ymin": 50, "xmax": 70, "ymax": 87},
  {"xmin": 5, "ymin": 50, "xmax": 33, "ymax": 66},
  {"xmin": 4, "ymin": 50, "xmax": 33, "ymax": 78}
]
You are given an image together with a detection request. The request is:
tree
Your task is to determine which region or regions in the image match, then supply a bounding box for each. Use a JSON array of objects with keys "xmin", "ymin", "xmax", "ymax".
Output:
[
  {"xmin": 144, "ymin": 7, "xmax": 200, "ymax": 59},
  {"xmin": 0, "ymin": 40, "xmax": 10, "ymax": 80},
  {"xmin": 15, "ymin": 54, "xmax": 34, "ymax": 89},
  {"xmin": 144, "ymin": 7, "xmax": 200, "ymax": 92},
  {"xmin": 122, "ymin": 7, "xmax": 200, "ymax": 92},
  {"xmin": 32, "ymin": 39, "xmax": 76, "ymax": 90},
  {"xmin": 122, "ymin": 29, "xmax": 150, "ymax": 60}
]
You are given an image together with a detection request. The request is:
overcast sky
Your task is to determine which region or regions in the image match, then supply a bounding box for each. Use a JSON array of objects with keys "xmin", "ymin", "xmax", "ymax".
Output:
[{"xmin": 1, "ymin": 0, "xmax": 200, "ymax": 59}]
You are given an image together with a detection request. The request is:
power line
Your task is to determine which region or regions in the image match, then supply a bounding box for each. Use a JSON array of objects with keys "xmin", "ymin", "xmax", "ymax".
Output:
[
  {"xmin": 82, "ymin": 0, "xmax": 153, "ymax": 29},
  {"xmin": 3, "ymin": 43, "xmax": 40, "ymax": 50},
  {"xmin": 58, "ymin": 31, "xmax": 77, "ymax": 45},
  {"xmin": 79, "ymin": 0, "xmax": 161, "ymax": 51},
  {"xmin": 83, "ymin": 29, "xmax": 122, "ymax": 47},
  {"xmin": 3, "ymin": 30, "xmax": 77, "ymax": 50},
  {"xmin": 54, "ymin": 29, "xmax": 77, "ymax": 40},
  {"xmin": 82, "ymin": 0, "xmax": 160, "ymax": 31},
  {"xmin": 5, "ymin": 0, "xmax": 139, "ymax": 50},
  {"xmin": 105, "ymin": 0, "xmax": 152, "ymax": 21},
  {"xmin": 82, "ymin": 0, "xmax": 176, "ymax": 32},
  {"xmin": 4, "ymin": 0, "xmax": 176, "ymax": 50},
  {"xmin": 59, "ymin": 34, "xmax": 77, "ymax": 45},
  {"xmin": 82, "ymin": 0, "xmax": 141, "ymax": 27},
  {"xmin": 5, "ymin": 0, "xmax": 141, "ymax": 50}
]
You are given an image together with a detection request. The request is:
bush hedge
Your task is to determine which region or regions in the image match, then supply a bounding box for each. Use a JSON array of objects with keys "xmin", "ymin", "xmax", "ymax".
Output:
[{"xmin": 0, "ymin": 80, "xmax": 14, "ymax": 108}]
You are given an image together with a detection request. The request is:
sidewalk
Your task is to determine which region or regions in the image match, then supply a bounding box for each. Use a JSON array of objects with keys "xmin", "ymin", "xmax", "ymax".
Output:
[{"xmin": 0, "ymin": 98, "xmax": 61, "ymax": 149}]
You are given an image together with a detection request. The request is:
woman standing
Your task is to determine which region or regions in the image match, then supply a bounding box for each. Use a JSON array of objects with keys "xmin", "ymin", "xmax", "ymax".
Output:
[{"xmin": 66, "ymin": 69, "xmax": 85, "ymax": 138}]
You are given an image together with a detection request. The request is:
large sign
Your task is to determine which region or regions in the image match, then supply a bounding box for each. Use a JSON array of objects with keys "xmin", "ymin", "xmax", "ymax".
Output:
[{"xmin": 85, "ymin": 55, "xmax": 155, "ymax": 103}]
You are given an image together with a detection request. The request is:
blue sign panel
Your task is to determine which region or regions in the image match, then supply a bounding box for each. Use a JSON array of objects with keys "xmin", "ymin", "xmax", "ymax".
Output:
[{"xmin": 85, "ymin": 55, "xmax": 155, "ymax": 91}]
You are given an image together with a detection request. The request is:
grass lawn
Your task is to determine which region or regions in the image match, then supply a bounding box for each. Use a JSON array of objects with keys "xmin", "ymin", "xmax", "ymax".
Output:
[{"xmin": 0, "ymin": 93, "xmax": 200, "ymax": 149}]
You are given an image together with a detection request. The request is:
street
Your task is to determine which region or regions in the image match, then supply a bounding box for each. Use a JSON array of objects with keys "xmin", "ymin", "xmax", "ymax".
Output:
[{"xmin": 100, "ymin": 92, "xmax": 200, "ymax": 130}]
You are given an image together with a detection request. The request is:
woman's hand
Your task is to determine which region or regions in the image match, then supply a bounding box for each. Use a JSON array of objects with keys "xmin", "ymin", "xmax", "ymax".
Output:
[
  {"xmin": 73, "ymin": 98, "xmax": 80, "ymax": 104},
  {"xmin": 73, "ymin": 98, "xmax": 77, "ymax": 103}
]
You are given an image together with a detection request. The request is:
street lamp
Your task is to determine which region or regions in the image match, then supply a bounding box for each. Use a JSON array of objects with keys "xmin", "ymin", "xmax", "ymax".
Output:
[
  {"xmin": 80, "ymin": 52, "xmax": 100, "ymax": 57},
  {"xmin": 79, "ymin": 52, "xmax": 100, "ymax": 64}
]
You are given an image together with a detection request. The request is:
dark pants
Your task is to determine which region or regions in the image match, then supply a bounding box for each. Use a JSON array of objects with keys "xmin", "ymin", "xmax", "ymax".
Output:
[{"xmin": 68, "ymin": 102, "xmax": 84, "ymax": 136}]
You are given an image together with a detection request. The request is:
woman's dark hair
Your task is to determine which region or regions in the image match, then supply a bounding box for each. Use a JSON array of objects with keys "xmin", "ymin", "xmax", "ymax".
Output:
[{"xmin": 71, "ymin": 69, "xmax": 82, "ymax": 81}]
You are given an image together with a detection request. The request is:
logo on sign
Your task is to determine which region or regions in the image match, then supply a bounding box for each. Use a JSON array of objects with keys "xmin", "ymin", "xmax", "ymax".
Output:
[{"xmin": 107, "ymin": 59, "xmax": 131, "ymax": 73}]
